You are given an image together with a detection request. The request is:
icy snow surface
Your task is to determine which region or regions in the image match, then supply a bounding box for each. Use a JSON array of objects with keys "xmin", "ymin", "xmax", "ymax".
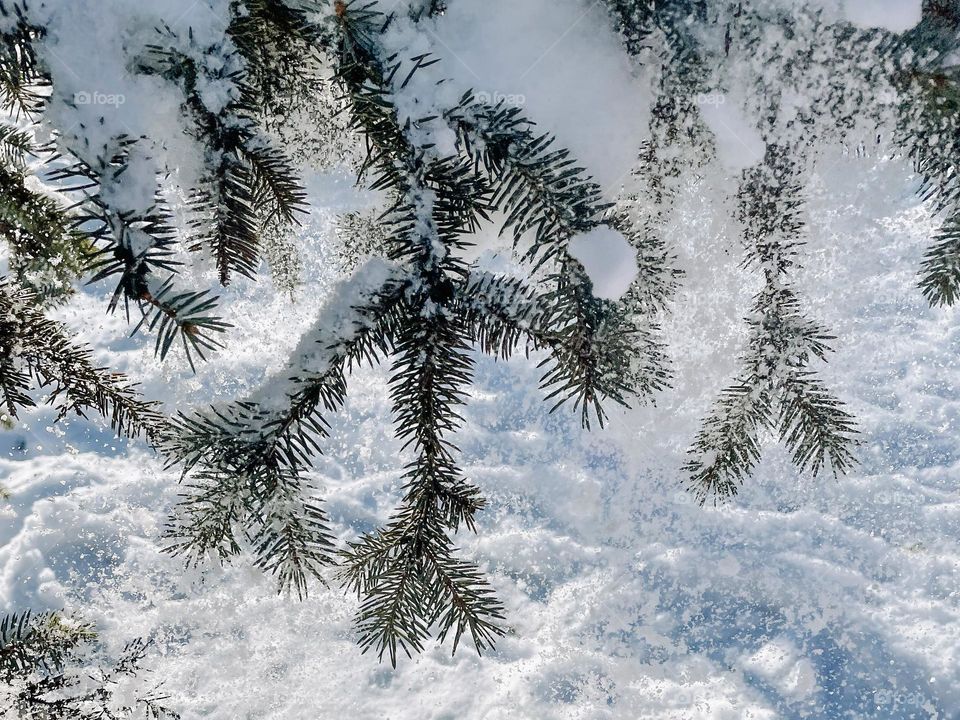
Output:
[{"xmin": 2, "ymin": 1, "xmax": 960, "ymax": 719}]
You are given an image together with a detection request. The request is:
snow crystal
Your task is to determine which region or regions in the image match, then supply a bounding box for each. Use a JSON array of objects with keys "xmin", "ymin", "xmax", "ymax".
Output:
[{"xmin": 566, "ymin": 226, "xmax": 638, "ymax": 301}]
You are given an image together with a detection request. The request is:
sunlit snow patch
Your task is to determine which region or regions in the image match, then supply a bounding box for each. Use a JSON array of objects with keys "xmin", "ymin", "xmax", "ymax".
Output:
[
  {"xmin": 843, "ymin": 0, "xmax": 922, "ymax": 32},
  {"xmin": 795, "ymin": 0, "xmax": 923, "ymax": 33},
  {"xmin": 566, "ymin": 226, "xmax": 638, "ymax": 301}
]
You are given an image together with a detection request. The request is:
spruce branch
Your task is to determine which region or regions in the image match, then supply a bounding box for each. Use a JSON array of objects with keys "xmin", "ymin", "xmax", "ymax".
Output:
[
  {"xmin": 1, "ymin": 610, "xmax": 179, "ymax": 719},
  {"xmin": 162, "ymin": 0, "xmax": 674, "ymax": 662},
  {"xmin": 0, "ymin": 161, "xmax": 90, "ymax": 302},
  {"xmin": 445, "ymin": 96, "xmax": 666, "ymax": 421},
  {"xmin": 7, "ymin": 121, "xmax": 232, "ymax": 366},
  {"xmin": 140, "ymin": 30, "xmax": 307, "ymax": 286},
  {"xmin": 0, "ymin": 4, "xmax": 233, "ymax": 362},
  {"xmin": 330, "ymin": 5, "xmax": 508, "ymax": 656},
  {"xmin": 0, "ymin": 611, "xmax": 95, "ymax": 682},
  {"xmin": 164, "ymin": 261, "xmax": 407, "ymax": 597},
  {"xmin": 685, "ymin": 147, "xmax": 858, "ymax": 503},
  {"xmin": 892, "ymin": 14, "xmax": 960, "ymax": 306},
  {"xmin": 0, "ymin": 1, "xmax": 46, "ymax": 119},
  {"xmin": 445, "ymin": 96, "xmax": 608, "ymax": 270},
  {"xmin": 919, "ymin": 211, "xmax": 960, "ymax": 306},
  {"xmin": 0, "ymin": 276, "xmax": 167, "ymax": 441},
  {"xmin": 340, "ymin": 302, "xmax": 504, "ymax": 665},
  {"xmin": 41, "ymin": 142, "xmax": 231, "ymax": 367}
]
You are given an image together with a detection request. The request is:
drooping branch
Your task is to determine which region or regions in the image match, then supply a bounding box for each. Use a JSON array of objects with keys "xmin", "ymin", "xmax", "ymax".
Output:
[
  {"xmin": 0, "ymin": 276, "xmax": 167, "ymax": 442},
  {"xmin": 685, "ymin": 147, "xmax": 858, "ymax": 503}
]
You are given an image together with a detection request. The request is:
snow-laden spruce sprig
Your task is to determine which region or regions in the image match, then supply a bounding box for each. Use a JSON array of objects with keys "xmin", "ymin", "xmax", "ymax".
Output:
[
  {"xmin": 605, "ymin": 4, "xmax": 712, "ymax": 318},
  {"xmin": 0, "ymin": 0, "xmax": 318, "ymax": 366},
  {"xmin": 138, "ymin": 18, "xmax": 308, "ymax": 287},
  {"xmin": 0, "ymin": 276, "xmax": 168, "ymax": 442},
  {"xmin": 0, "ymin": 610, "xmax": 180, "ymax": 719},
  {"xmin": 0, "ymin": 6, "xmax": 90, "ymax": 303},
  {"xmin": 0, "ymin": 4, "xmax": 232, "ymax": 368},
  {"xmin": 0, "ymin": 155, "xmax": 90, "ymax": 303},
  {"xmin": 164, "ymin": 258, "xmax": 407, "ymax": 599},
  {"xmin": 163, "ymin": 0, "xmax": 673, "ymax": 665},
  {"xmin": 330, "ymin": 3, "xmax": 508, "ymax": 663},
  {"xmin": 46, "ymin": 143, "xmax": 232, "ymax": 369},
  {"xmin": 601, "ymin": 103, "xmax": 701, "ymax": 401},
  {"xmin": 684, "ymin": 146, "xmax": 859, "ymax": 504}
]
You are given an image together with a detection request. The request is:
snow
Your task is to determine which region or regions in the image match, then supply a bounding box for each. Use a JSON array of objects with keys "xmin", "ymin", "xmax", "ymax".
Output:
[
  {"xmin": 699, "ymin": 96, "xmax": 767, "ymax": 173},
  {"xmin": 5, "ymin": 153, "xmax": 958, "ymax": 718},
  {"xmin": 842, "ymin": 0, "xmax": 923, "ymax": 33},
  {"xmin": 250, "ymin": 257, "xmax": 402, "ymax": 413},
  {"xmin": 567, "ymin": 227, "xmax": 639, "ymax": 301},
  {"xmin": 2, "ymin": 2, "xmax": 960, "ymax": 719},
  {"xmin": 423, "ymin": 0, "xmax": 651, "ymax": 192},
  {"xmin": 786, "ymin": 0, "xmax": 923, "ymax": 33},
  {"xmin": 742, "ymin": 638, "xmax": 818, "ymax": 701},
  {"xmin": 23, "ymin": 0, "xmax": 234, "ymax": 211}
]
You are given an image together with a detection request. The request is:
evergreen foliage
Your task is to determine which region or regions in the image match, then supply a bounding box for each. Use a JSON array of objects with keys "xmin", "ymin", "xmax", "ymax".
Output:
[
  {"xmin": 163, "ymin": 1, "xmax": 665, "ymax": 665},
  {"xmin": 0, "ymin": 276, "xmax": 165, "ymax": 439},
  {"xmin": 899, "ymin": 4, "xmax": 960, "ymax": 306},
  {"xmin": 138, "ymin": 14, "xmax": 308, "ymax": 286},
  {"xmin": 0, "ymin": 610, "xmax": 178, "ymax": 718},
  {"xmin": 602, "ymin": 0, "xmax": 960, "ymax": 501},
  {"xmin": 0, "ymin": 158, "xmax": 90, "ymax": 303},
  {"xmin": 0, "ymin": 1, "xmax": 232, "ymax": 368},
  {"xmin": 0, "ymin": 4, "xmax": 87, "ymax": 303},
  {"xmin": 683, "ymin": 147, "xmax": 858, "ymax": 503},
  {"xmin": 1, "ymin": 0, "xmax": 959, "ymax": 665}
]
